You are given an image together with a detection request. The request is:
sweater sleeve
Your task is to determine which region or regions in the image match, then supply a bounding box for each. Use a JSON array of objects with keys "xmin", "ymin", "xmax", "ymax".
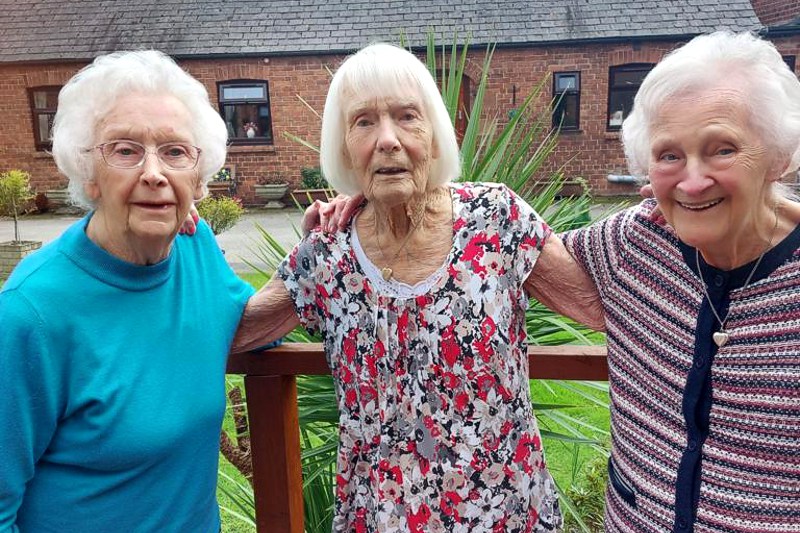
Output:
[{"xmin": 0, "ymin": 291, "xmax": 63, "ymax": 533}]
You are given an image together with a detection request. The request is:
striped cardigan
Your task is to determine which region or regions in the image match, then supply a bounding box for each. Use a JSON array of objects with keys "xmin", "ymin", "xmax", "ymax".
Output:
[{"xmin": 564, "ymin": 200, "xmax": 800, "ymax": 533}]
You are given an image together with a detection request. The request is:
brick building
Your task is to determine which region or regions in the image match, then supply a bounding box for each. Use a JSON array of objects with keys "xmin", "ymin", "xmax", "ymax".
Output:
[{"xmin": 0, "ymin": 0, "xmax": 798, "ymax": 203}]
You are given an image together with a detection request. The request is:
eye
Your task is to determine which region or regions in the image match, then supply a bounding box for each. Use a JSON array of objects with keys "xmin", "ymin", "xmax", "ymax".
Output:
[
  {"xmin": 658, "ymin": 152, "xmax": 680, "ymax": 162},
  {"xmin": 355, "ymin": 118, "xmax": 372, "ymax": 127},
  {"xmin": 716, "ymin": 147, "xmax": 735, "ymax": 156},
  {"xmin": 160, "ymin": 144, "xmax": 191, "ymax": 158},
  {"xmin": 108, "ymin": 141, "xmax": 143, "ymax": 158}
]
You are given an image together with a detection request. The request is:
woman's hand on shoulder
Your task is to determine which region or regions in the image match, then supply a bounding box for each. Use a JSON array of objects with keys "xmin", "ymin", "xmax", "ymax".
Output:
[
  {"xmin": 179, "ymin": 204, "xmax": 200, "ymax": 236},
  {"xmin": 640, "ymin": 183, "xmax": 667, "ymax": 226},
  {"xmin": 301, "ymin": 193, "xmax": 364, "ymax": 235}
]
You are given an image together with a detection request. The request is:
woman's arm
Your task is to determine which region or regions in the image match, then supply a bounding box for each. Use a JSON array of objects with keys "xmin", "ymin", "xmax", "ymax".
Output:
[
  {"xmin": 231, "ymin": 276, "xmax": 302, "ymax": 353},
  {"xmin": 524, "ymin": 234, "xmax": 605, "ymax": 331}
]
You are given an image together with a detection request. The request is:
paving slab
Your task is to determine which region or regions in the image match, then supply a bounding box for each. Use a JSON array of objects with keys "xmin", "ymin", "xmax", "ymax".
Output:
[{"xmin": 0, "ymin": 209, "xmax": 304, "ymax": 274}]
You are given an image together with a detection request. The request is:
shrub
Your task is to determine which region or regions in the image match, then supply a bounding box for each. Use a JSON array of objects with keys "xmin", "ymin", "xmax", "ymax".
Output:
[
  {"xmin": 196, "ymin": 195, "xmax": 244, "ymax": 235},
  {"xmin": 0, "ymin": 170, "xmax": 35, "ymax": 242},
  {"xmin": 299, "ymin": 166, "xmax": 328, "ymax": 189}
]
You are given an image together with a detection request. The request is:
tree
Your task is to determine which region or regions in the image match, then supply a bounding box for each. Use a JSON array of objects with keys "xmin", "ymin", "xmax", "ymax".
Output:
[{"xmin": 0, "ymin": 170, "xmax": 35, "ymax": 242}]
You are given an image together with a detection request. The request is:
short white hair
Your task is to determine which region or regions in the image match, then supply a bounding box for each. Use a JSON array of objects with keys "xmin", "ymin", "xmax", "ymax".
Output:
[
  {"xmin": 51, "ymin": 50, "xmax": 228, "ymax": 208},
  {"xmin": 622, "ymin": 31, "xmax": 800, "ymax": 192},
  {"xmin": 320, "ymin": 43, "xmax": 461, "ymax": 195}
]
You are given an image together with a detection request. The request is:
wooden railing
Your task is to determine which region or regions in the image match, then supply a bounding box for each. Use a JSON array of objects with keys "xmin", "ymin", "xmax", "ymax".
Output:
[{"xmin": 226, "ymin": 343, "xmax": 608, "ymax": 533}]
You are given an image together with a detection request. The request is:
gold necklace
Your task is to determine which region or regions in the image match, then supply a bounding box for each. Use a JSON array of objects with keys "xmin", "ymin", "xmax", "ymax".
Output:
[
  {"xmin": 695, "ymin": 203, "xmax": 779, "ymax": 347},
  {"xmin": 375, "ymin": 197, "xmax": 426, "ymax": 281}
]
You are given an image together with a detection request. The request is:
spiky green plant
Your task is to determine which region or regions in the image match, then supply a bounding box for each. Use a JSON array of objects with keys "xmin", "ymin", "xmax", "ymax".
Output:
[{"xmin": 223, "ymin": 35, "xmax": 616, "ymax": 533}]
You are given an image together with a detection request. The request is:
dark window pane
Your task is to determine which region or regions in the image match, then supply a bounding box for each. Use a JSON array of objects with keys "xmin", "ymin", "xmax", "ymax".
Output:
[
  {"xmin": 608, "ymin": 65, "xmax": 653, "ymax": 130},
  {"xmin": 784, "ymin": 55, "xmax": 796, "ymax": 72},
  {"xmin": 37, "ymin": 113, "xmax": 55, "ymax": 143},
  {"xmin": 29, "ymin": 86, "xmax": 60, "ymax": 150}
]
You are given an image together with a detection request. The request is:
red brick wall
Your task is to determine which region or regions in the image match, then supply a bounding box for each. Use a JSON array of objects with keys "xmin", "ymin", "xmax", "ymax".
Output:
[
  {"xmin": 750, "ymin": 0, "xmax": 800, "ymax": 25},
  {"xmin": 1, "ymin": 36, "xmax": 798, "ymax": 202}
]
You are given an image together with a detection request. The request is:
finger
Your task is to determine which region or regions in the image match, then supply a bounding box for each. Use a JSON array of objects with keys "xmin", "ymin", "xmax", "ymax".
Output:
[
  {"xmin": 639, "ymin": 184, "xmax": 654, "ymax": 199},
  {"xmin": 338, "ymin": 193, "xmax": 365, "ymax": 230},
  {"xmin": 301, "ymin": 201, "xmax": 322, "ymax": 236}
]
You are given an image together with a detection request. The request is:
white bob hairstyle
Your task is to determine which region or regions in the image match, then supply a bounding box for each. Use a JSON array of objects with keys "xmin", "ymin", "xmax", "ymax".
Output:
[
  {"xmin": 51, "ymin": 50, "xmax": 228, "ymax": 208},
  {"xmin": 320, "ymin": 43, "xmax": 461, "ymax": 195},
  {"xmin": 622, "ymin": 31, "xmax": 800, "ymax": 190}
]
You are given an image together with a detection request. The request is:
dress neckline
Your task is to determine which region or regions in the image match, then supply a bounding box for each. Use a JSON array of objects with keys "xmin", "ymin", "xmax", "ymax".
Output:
[{"xmin": 350, "ymin": 185, "xmax": 459, "ymax": 298}]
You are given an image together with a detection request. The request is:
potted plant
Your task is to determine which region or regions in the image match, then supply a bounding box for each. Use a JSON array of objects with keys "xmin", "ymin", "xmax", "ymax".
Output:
[
  {"xmin": 243, "ymin": 121, "xmax": 259, "ymax": 139},
  {"xmin": 207, "ymin": 166, "xmax": 235, "ymax": 197},
  {"xmin": 0, "ymin": 170, "xmax": 42, "ymax": 280},
  {"xmin": 291, "ymin": 166, "xmax": 334, "ymax": 207},
  {"xmin": 253, "ymin": 173, "xmax": 289, "ymax": 209}
]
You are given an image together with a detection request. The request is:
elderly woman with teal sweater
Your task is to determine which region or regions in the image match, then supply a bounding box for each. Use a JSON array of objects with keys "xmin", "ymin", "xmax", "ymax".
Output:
[{"xmin": 0, "ymin": 51, "xmax": 254, "ymax": 532}]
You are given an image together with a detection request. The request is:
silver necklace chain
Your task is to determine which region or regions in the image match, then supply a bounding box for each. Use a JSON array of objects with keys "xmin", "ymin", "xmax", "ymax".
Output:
[{"xmin": 695, "ymin": 203, "xmax": 780, "ymax": 343}]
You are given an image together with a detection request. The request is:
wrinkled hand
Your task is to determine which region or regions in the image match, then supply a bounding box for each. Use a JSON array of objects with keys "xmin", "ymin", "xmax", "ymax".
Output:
[
  {"xmin": 179, "ymin": 204, "xmax": 200, "ymax": 236},
  {"xmin": 301, "ymin": 193, "xmax": 364, "ymax": 235},
  {"xmin": 640, "ymin": 183, "xmax": 666, "ymax": 225}
]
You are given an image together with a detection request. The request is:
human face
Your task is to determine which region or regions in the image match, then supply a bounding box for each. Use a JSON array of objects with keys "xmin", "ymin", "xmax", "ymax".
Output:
[
  {"xmin": 86, "ymin": 93, "xmax": 203, "ymax": 257},
  {"xmin": 343, "ymin": 84, "xmax": 438, "ymax": 207},
  {"xmin": 647, "ymin": 87, "xmax": 781, "ymax": 266}
]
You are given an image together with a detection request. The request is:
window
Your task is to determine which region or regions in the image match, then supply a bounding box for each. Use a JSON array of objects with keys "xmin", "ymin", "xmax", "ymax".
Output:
[
  {"xmin": 783, "ymin": 55, "xmax": 796, "ymax": 73},
  {"xmin": 552, "ymin": 72, "xmax": 580, "ymax": 130},
  {"xmin": 28, "ymin": 86, "xmax": 60, "ymax": 151},
  {"xmin": 218, "ymin": 81, "xmax": 274, "ymax": 144},
  {"xmin": 607, "ymin": 64, "xmax": 654, "ymax": 130}
]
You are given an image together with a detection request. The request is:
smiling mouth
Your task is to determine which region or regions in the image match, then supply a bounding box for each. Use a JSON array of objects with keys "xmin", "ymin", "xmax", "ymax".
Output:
[{"xmin": 677, "ymin": 199, "xmax": 723, "ymax": 211}]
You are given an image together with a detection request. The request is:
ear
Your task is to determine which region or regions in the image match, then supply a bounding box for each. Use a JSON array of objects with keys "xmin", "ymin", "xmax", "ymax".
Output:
[
  {"xmin": 193, "ymin": 176, "xmax": 205, "ymax": 201},
  {"xmin": 769, "ymin": 153, "xmax": 792, "ymax": 182},
  {"xmin": 84, "ymin": 179, "xmax": 101, "ymax": 202}
]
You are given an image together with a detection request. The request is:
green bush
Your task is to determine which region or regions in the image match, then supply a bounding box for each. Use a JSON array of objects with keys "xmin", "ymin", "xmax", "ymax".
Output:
[
  {"xmin": 563, "ymin": 448, "xmax": 609, "ymax": 532},
  {"xmin": 0, "ymin": 169, "xmax": 35, "ymax": 242},
  {"xmin": 196, "ymin": 195, "xmax": 244, "ymax": 235},
  {"xmin": 300, "ymin": 166, "xmax": 328, "ymax": 189}
]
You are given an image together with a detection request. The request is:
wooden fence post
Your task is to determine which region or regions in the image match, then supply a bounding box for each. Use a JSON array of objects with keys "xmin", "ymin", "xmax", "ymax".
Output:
[{"xmin": 244, "ymin": 375, "xmax": 305, "ymax": 533}]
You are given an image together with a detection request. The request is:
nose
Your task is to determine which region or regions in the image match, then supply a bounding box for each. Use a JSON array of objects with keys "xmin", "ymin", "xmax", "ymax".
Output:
[
  {"xmin": 140, "ymin": 152, "xmax": 168, "ymax": 188},
  {"xmin": 677, "ymin": 157, "xmax": 714, "ymax": 196},
  {"xmin": 375, "ymin": 117, "xmax": 401, "ymax": 153}
]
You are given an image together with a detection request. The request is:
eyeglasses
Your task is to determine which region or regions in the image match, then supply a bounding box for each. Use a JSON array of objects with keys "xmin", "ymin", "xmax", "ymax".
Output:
[{"xmin": 85, "ymin": 140, "xmax": 202, "ymax": 170}]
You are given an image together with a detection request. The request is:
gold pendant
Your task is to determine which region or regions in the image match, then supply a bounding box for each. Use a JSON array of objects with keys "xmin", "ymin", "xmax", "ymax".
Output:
[
  {"xmin": 712, "ymin": 331, "xmax": 729, "ymax": 347},
  {"xmin": 381, "ymin": 267, "xmax": 393, "ymax": 281}
]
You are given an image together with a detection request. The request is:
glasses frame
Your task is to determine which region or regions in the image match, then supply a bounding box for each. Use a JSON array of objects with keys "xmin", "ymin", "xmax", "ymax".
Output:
[{"xmin": 85, "ymin": 140, "xmax": 202, "ymax": 171}]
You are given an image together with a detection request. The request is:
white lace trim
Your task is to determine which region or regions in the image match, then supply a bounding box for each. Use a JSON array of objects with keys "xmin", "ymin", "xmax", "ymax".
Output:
[{"xmin": 351, "ymin": 217, "xmax": 449, "ymax": 300}]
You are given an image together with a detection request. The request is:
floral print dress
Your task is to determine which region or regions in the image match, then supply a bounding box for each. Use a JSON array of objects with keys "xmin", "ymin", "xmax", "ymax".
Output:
[{"xmin": 278, "ymin": 182, "xmax": 561, "ymax": 532}]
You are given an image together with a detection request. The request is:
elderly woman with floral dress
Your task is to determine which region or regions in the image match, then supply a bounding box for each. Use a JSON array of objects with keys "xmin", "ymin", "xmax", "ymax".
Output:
[{"xmin": 233, "ymin": 43, "xmax": 602, "ymax": 532}]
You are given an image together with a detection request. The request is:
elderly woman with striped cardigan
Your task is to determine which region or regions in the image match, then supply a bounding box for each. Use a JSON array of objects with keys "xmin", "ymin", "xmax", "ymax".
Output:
[{"xmin": 562, "ymin": 31, "xmax": 800, "ymax": 532}]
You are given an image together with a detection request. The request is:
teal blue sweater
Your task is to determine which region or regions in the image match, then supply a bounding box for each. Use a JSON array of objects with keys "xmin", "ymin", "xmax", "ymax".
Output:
[{"xmin": 0, "ymin": 216, "xmax": 252, "ymax": 532}]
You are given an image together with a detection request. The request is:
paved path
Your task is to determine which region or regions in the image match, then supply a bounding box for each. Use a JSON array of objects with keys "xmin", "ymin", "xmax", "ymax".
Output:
[{"xmin": 0, "ymin": 209, "xmax": 304, "ymax": 274}]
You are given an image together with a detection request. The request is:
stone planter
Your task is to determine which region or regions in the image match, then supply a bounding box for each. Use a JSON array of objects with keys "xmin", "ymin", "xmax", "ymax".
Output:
[
  {"xmin": 46, "ymin": 189, "xmax": 85, "ymax": 215},
  {"xmin": 290, "ymin": 188, "xmax": 334, "ymax": 208},
  {"xmin": 254, "ymin": 183, "xmax": 289, "ymax": 209},
  {"xmin": 0, "ymin": 240, "xmax": 42, "ymax": 281}
]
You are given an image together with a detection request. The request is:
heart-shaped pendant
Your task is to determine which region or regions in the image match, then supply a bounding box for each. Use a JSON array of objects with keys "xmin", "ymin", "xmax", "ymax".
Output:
[
  {"xmin": 712, "ymin": 331, "xmax": 729, "ymax": 347},
  {"xmin": 381, "ymin": 267, "xmax": 393, "ymax": 281}
]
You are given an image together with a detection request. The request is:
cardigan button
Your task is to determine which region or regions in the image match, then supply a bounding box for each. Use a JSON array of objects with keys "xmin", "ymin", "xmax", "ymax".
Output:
[
  {"xmin": 713, "ymin": 274, "xmax": 725, "ymax": 287},
  {"xmin": 687, "ymin": 439, "xmax": 698, "ymax": 452},
  {"xmin": 677, "ymin": 516, "xmax": 689, "ymax": 529}
]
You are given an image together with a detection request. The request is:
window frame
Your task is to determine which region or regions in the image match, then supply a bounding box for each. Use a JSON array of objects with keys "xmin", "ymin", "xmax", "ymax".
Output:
[
  {"xmin": 552, "ymin": 71, "xmax": 581, "ymax": 131},
  {"xmin": 606, "ymin": 63, "xmax": 654, "ymax": 131},
  {"xmin": 28, "ymin": 85, "xmax": 61, "ymax": 151},
  {"xmin": 217, "ymin": 79, "xmax": 274, "ymax": 145},
  {"xmin": 783, "ymin": 55, "xmax": 796, "ymax": 73}
]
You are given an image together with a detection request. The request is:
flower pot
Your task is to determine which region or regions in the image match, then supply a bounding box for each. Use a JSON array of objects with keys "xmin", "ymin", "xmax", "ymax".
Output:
[
  {"xmin": 0, "ymin": 240, "xmax": 42, "ymax": 281},
  {"xmin": 290, "ymin": 188, "xmax": 334, "ymax": 208},
  {"xmin": 207, "ymin": 181, "xmax": 233, "ymax": 197},
  {"xmin": 245, "ymin": 127, "xmax": 257, "ymax": 139},
  {"xmin": 254, "ymin": 183, "xmax": 289, "ymax": 209}
]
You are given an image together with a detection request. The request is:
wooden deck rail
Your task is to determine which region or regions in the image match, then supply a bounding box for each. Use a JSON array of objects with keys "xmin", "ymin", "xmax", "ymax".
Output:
[{"xmin": 226, "ymin": 343, "xmax": 608, "ymax": 533}]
